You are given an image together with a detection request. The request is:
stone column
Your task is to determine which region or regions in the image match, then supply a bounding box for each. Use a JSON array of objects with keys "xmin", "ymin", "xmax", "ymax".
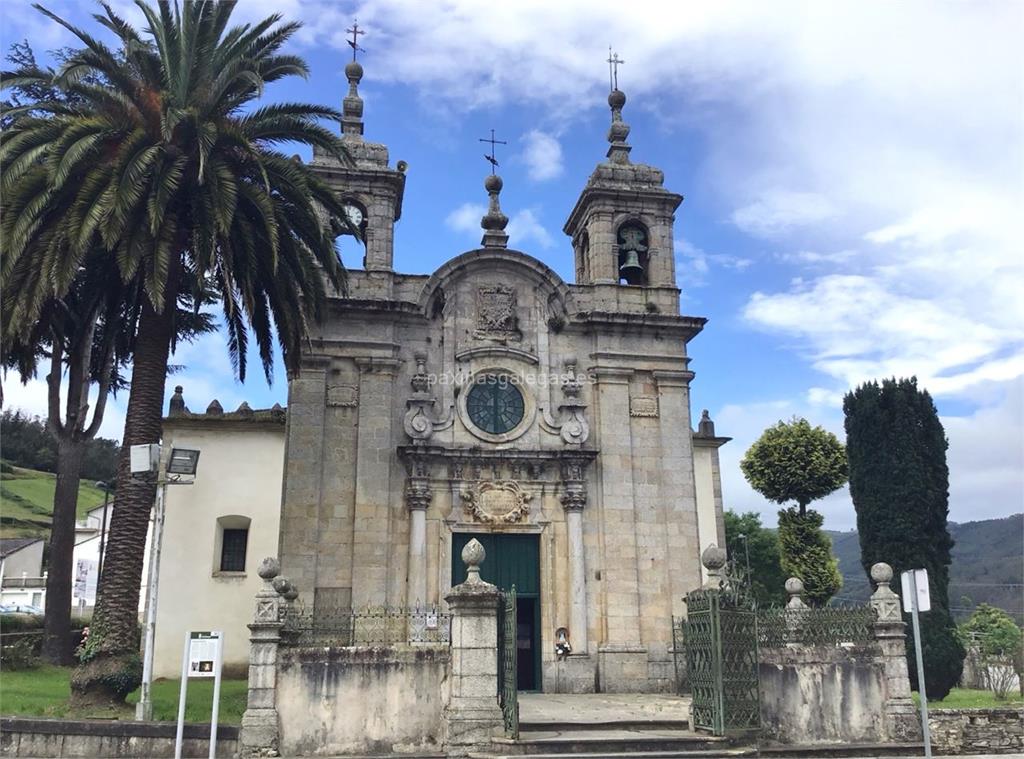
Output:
[
  {"xmin": 240, "ymin": 558, "xmax": 290, "ymax": 758},
  {"xmin": 560, "ymin": 459, "xmax": 588, "ymax": 654},
  {"xmin": 445, "ymin": 539, "xmax": 503, "ymax": 757},
  {"xmin": 870, "ymin": 562, "xmax": 921, "ymax": 742},
  {"xmin": 405, "ymin": 456, "xmax": 431, "ymax": 605}
]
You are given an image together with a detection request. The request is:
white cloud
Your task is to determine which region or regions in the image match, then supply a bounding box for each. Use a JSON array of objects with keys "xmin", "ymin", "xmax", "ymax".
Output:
[
  {"xmin": 446, "ymin": 203, "xmax": 554, "ymax": 250},
  {"xmin": 731, "ymin": 191, "xmax": 838, "ymax": 238},
  {"xmin": 519, "ymin": 130, "xmax": 564, "ymax": 182},
  {"xmin": 677, "ymin": 239, "xmax": 753, "ymax": 289},
  {"xmin": 2, "ymin": 375, "xmax": 126, "ymax": 442},
  {"xmin": 445, "ymin": 203, "xmax": 486, "ymax": 235},
  {"xmin": 714, "ymin": 378, "xmax": 1024, "ymax": 531}
]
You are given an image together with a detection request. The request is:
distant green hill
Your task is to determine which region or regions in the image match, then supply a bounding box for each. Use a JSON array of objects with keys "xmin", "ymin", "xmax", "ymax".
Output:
[
  {"xmin": 828, "ymin": 514, "xmax": 1024, "ymax": 623},
  {"xmin": 0, "ymin": 463, "xmax": 108, "ymax": 539}
]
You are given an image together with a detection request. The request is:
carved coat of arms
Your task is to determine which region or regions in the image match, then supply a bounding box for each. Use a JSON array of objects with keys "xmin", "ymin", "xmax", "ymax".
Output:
[
  {"xmin": 461, "ymin": 480, "xmax": 532, "ymax": 524},
  {"xmin": 474, "ymin": 285, "xmax": 520, "ymax": 340}
]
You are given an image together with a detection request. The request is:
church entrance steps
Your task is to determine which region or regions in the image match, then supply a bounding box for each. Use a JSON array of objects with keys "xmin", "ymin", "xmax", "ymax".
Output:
[
  {"xmin": 468, "ymin": 742, "xmax": 754, "ymax": 759},
  {"xmin": 518, "ymin": 693, "xmax": 692, "ymax": 731}
]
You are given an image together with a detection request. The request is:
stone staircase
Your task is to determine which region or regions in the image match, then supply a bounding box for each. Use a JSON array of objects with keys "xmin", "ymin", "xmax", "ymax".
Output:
[
  {"xmin": 465, "ymin": 694, "xmax": 927, "ymax": 759},
  {"xmin": 468, "ymin": 693, "xmax": 756, "ymax": 759}
]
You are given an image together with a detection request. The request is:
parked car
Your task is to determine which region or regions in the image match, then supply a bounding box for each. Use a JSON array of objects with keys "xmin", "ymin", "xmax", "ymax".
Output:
[{"xmin": 0, "ymin": 603, "xmax": 43, "ymax": 615}]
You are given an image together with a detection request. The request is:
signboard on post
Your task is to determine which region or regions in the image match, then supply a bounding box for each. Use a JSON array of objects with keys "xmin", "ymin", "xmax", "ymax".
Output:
[
  {"xmin": 901, "ymin": 569, "xmax": 933, "ymax": 758},
  {"xmin": 73, "ymin": 559, "xmax": 98, "ymax": 603},
  {"xmin": 901, "ymin": 568, "xmax": 931, "ymax": 612},
  {"xmin": 174, "ymin": 631, "xmax": 224, "ymax": 759}
]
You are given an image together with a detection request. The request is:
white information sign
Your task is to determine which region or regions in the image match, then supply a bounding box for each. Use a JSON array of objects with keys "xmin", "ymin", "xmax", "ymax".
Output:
[
  {"xmin": 175, "ymin": 631, "xmax": 224, "ymax": 759},
  {"xmin": 73, "ymin": 558, "xmax": 98, "ymax": 602},
  {"xmin": 901, "ymin": 568, "xmax": 931, "ymax": 612},
  {"xmin": 187, "ymin": 631, "xmax": 221, "ymax": 678}
]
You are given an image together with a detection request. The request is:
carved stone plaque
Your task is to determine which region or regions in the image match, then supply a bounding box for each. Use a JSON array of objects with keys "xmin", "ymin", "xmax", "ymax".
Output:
[
  {"xmin": 474, "ymin": 284, "xmax": 520, "ymax": 340},
  {"xmin": 461, "ymin": 480, "xmax": 532, "ymax": 524},
  {"xmin": 630, "ymin": 396, "xmax": 659, "ymax": 417},
  {"xmin": 327, "ymin": 384, "xmax": 358, "ymax": 407}
]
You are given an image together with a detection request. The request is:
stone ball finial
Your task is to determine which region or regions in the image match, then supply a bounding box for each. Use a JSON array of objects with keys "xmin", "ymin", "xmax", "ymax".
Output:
[
  {"xmin": 608, "ymin": 88, "xmax": 626, "ymax": 109},
  {"xmin": 257, "ymin": 557, "xmax": 281, "ymax": 580},
  {"xmin": 175, "ymin": 385, "xmax": 184, "ymax": 394},
  {"xmin": 283, "ymin": 586, "xmax": 299, "ymax": 602},
  {"xmin": 345, "ymin": 60, "xmax": 364, "ymax": 82},
  {"xmin": 272, "ymin": 576, "xmax": 292, "ymax": 596},
  {"xmin": 485, "ymin": 174, "xmax": 503, "ymax": 193},
  {"xmin": 785, "ymin": 576, "xmax": 805, "ymax": 597},
  {"xmin": 870, "ymin": 562, "xmax": 893, "ymax": 585},
  {"xmin": 462, "ymin": 538, "xmax": 485, "ymax": 568},
  {"xmin": 701, "ymin": 544, "xmax": 727, "ymax": 572}
]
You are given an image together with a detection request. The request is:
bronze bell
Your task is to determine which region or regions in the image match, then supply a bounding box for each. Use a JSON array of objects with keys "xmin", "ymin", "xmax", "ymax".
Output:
[{"xmin": 619, "ymin": 249, "xmax": 644, "ymax": 282}]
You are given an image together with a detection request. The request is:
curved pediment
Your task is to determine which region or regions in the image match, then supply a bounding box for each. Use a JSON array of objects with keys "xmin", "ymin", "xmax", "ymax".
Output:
[{"xmin": 417, "ymin": 248, "xmax": 574, "ymax": 319}]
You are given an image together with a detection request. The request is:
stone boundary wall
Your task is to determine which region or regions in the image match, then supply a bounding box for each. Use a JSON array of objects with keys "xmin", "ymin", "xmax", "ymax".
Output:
[
  {"xmin": 930, "ymin": 708, "xmax": 1023, "ymax": 755},
  {"xmin": 276, "ymin": 645, "xmax": 450, "ymax": 756},
  {"xmin": 0, "ymin": 716, "xmax": 237, "ymax": 758},
  {"xmin": 759, "ymin": 644, "xmax": 889, "ymax": 745}
]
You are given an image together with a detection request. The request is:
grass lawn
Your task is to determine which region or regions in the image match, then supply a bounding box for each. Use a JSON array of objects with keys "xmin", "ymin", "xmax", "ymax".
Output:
[
  {"xmin": 0, "ymin": 665, "xmax": 247, "ymax": 724},
  {"xmin": 915, "ymin": 687, "xmax": 1024, "ymax": 709},
  {"xmin": 0, "ymin": 465, "xmax": 109, "ymax": 539}
]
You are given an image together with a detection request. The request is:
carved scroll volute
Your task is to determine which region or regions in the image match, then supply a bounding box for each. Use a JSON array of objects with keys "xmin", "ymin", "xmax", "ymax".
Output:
[
  {"xmin": 558, "ymin": 359, "xmax": 589, "ymax": 446},
  {"xmin": 403, "ymin": 353, "xmax": 453, "ymax": 444}
]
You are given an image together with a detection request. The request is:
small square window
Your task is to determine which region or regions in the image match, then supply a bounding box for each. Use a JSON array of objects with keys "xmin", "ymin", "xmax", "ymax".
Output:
[{"xmin": 220, "ymin": 528, "xmax": 249, "ymax": 572}]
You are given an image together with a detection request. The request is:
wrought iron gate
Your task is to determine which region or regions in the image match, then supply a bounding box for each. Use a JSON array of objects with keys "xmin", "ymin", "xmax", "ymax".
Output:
[
  {"xmin": 683, "ymin": 582, "xmax": 760, "ymax": 736},
  {"xmin": 497, "ymin": 586, "xmax": 519, "ymax": 738}
]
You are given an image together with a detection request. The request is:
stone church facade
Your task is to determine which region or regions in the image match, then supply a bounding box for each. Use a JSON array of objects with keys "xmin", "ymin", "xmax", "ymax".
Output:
[{"xmin": 277, "ymin": 59, "xmax": 729, "ymax": 693}]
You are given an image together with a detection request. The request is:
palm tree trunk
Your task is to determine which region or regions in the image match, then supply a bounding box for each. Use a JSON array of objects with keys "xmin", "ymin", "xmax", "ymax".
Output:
[
  {"xmin": 41, "ymin": 438, "xmax": 85, "ymax": 664},
  {"xmin": 71, "ymin": 277, "xmax": 178, "ymax": 706}
]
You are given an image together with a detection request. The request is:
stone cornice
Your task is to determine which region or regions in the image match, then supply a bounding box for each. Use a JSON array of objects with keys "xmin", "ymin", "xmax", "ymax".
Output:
[
  {"xmin": 575, "ymin": 311, "xmax": 706, "ymax": 339},
  {"xmin": 454, "ymin": 345, "xmax": 539, "ymax": 365},
  {"xmin": 652, "ymin": 369, "xmax": 696, "ymax": 387},
  {"xmin": 563, "ymin": 183, "xmax": 684, "ymax": 236},
  {"xmin": 691, "ymin": 434, "xmax": 732, "ymax": 449}
]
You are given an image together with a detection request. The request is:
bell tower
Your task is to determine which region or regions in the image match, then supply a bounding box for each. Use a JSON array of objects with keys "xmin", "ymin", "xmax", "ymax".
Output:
[
  {"xmin": 563, "ymin": 69, "xmax": 682, "ymax": 295},
  {"xmin": 309, "ymin": 30, "xmax": 406, "ymax": 273}
]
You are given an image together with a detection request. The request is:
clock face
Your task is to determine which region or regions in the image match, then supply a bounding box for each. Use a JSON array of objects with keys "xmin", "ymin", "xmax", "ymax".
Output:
[{"xmin": 343, "ymin": 204, "xmax": 364, "ymax": 228}]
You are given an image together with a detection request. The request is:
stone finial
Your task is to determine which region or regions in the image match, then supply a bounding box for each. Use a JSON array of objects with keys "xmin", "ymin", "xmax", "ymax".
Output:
[
  {"xmin": 701, "ymin": 544, "xmax": 727, "ymax": 572},
  {"xmin": 606, "ymin": 88, "xmax": 632, "ymax": 164},
  {"xmin": 257, "ymin": 557, "xmax": 281, "ymax": 580},
  {"xmin": 870, "ymin": 562, "xmax": 902, "ymax": 621},
  {"xmin": 342, "ymin": 60, "xmax": 364, "ymax": 138},
  {"xmin": 701, "ymin": 544, "xmax": 727, "ymax": 588},
  {"xmin": 271, "ymin": 576, "xmax": 292, "ymax": 596},
  {"xmin": 480, "ymin": 174, "xmax": 509, "ymax": 249},
  {"xmin": 169, "ymin": 385, "xmax": 187, "ymax": 416},
  {"xmin": 785, "ymin": 576, "xmax": 808, "ymax": 609},
  {"xmin": 462, "ymin": 538, "xmax": 486, "ymax": 584},
  {"xmin": 697, "ymin": 409, "xmax": 716, "ymax": 437},
  {"xmin": 411, "ymin": 353, "xmax": 429, "ymax": 393},
  {"xmin": 206, "ymin": 399, "xmax": 224, "ymax": 415}
]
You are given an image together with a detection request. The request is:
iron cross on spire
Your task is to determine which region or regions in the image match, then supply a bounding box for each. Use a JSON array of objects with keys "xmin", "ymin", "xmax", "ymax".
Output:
[
  {"xmin": 607, "ymin": 47, "xmax": 625, "ymax": 92},
  {"xmin": 479, "ymin": 128, "xmax": 507, "ymax": 174},
  {"xmin": 346, "ymin": 20, "xmax": 366, "ymax": 62}
]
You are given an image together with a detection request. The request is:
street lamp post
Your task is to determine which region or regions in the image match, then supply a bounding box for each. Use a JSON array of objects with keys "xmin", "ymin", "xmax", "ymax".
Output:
[{"xmin": 132, "ymin": 443, "xmax": 200, "ymax": 722}]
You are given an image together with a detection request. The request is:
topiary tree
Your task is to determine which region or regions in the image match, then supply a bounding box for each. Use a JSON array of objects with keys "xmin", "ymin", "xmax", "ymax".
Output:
[
  {"xmin": 740, "ymin": 417, "xmax": 846, "ymax": 605},
  {"xmin": 844, "ymin": 377, "xmax": 965, "ymax": 700}
]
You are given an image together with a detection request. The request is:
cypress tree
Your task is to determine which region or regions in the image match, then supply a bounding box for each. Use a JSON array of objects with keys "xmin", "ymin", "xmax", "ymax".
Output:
[{"xmin": 844, "ymin": 377, "xmax": 965, "ymax": 699}]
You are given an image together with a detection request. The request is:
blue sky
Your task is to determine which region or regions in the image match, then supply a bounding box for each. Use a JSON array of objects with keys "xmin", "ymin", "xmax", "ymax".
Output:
[{"xmin": 3, "ymin": 1, "xmax": 1022, "ymax": 531}]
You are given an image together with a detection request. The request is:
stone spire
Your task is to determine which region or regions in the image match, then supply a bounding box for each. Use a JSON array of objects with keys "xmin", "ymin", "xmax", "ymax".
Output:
[
  {"xmin": 341, "ymin": 60, "xmax": 365, "ymax": 139},
  {"xmin": 606, "ymin": 88, "xmax": 632, "ymax": 164},
  {"xmin": 480, "ymin": 174, "xmax": 509, "ymax": 248}
]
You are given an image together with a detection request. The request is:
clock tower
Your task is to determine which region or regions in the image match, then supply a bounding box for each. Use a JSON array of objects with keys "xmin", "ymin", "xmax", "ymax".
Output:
[{"xmin": 309, "ymin": 59, "xmax": 406, "ymax": 273}]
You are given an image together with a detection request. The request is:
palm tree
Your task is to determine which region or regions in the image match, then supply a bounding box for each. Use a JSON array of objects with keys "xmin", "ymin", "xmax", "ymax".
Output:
[{"xmin": 1, "ymin": 1, "xmax": 350, "ymax": 704}]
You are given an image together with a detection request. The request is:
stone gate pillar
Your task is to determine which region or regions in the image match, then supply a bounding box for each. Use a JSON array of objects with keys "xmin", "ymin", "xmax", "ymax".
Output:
[
  {"xmin": 239, "ymin": 558, "xmax": 290, "ymax": 758},
  {"xmin": 445, "ymin": 539, "xmax": 503, "ymax": 756},
  {"xmin": 870, "ymin": 562, "xmax": 921, "ymax": 742}
]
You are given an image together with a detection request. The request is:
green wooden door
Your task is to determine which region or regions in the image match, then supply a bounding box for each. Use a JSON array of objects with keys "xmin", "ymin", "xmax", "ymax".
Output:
[{"xmin": 452, "ymin": 532, "xmax": 541, "ymax": 690}]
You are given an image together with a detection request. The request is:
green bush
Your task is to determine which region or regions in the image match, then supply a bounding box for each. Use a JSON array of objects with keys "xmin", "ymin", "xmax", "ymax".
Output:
[
  {"xmin": 0, "ymin": 637, "xmax": 41, "ymax": 670},
  {"xmin": 0, "ymin": 614, "xmax": 45, "ymax": 632}
]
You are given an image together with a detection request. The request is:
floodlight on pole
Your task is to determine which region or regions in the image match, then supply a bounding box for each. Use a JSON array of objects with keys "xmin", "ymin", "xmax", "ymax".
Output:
[{"xmin": 136, "ymin": 442, "xmax": 201, "ymax": 721}]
